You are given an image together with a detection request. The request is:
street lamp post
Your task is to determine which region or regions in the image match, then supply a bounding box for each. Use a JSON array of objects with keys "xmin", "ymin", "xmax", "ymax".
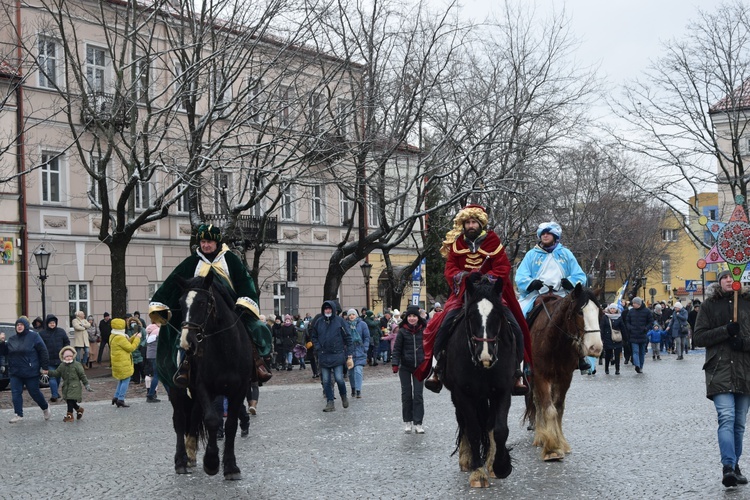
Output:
[
  {"xmin": 360, "ymin": 261, "xmax": 372, "ymax": 311},
  {"xmin": 34, "ymin": 244, "xmax": 51, "ymax": 321}
]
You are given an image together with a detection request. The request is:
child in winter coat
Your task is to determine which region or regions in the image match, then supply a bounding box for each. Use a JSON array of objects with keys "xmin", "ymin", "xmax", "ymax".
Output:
[
  {"xmin": 647, "ymin": 323, "xmax": 665, "ymax": 360},
  {"xmin": 47, "ymin": 346, "xmax": 92, "ymax": 422}
]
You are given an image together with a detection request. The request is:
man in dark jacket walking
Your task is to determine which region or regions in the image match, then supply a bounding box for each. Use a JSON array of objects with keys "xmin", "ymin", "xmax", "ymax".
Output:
[
  {"xmin": 625, "ymin": 297, "xmax": 652, "ymax": 373},
  {"xmin": 39, "ymin": 314, "xmax": 70, "ymax": 402},
  {"xmin": 363, "ymin": 310, "xmax": 381, "ymax": 366},
  {"xmin": 693, "ymin": 270, "xmax": 750, "ymax": 488},
  {"xmin": 97, "ymin": 312, "xmax": 112, "ymax": 365},
  {"xmin": 311, "ymin": 300, "xmax": 352, "ymax": 412}
]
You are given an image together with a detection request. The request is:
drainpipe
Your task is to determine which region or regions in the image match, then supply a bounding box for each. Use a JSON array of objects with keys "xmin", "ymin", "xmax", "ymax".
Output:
[{"xmin": 16, "ymin": 0, "xmax": 28, "ymax": 315}]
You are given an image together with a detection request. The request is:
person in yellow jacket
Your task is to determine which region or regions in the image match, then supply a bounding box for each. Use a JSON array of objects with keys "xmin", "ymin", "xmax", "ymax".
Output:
[{"xmin": 109, "ymin": 318, "xmax": 141, "ymax": 408}]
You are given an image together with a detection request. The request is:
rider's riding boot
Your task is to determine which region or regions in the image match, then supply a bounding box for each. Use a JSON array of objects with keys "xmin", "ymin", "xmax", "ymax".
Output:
[
  {"xmin": 254, "ymin": 351, "xmax": 273, "ymax": 383},
  {"xmin": 172, "ymin": 358, "xmax": 190, "ymax": 389},
  {"xmin": 578, "ymin": 356, "xmax": 591, "ymax": 374},
  {"xmin": 424, "ymin": 353, "xmax": 445, "ymax": 394},
  {"xmin": 511, "ymin": 368, "xmax": 529, "ymax": 396}
]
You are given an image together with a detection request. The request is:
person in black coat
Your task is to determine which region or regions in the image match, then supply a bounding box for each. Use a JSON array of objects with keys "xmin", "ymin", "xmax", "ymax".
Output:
[
  {"xmin": 625, "ymin": 297, "xmax": 653, "ymax": 374},
  {"xmin": 97, "ymin": 313, "xmax": 112, "ymax": 364},
  {"xmin": 39, "ymin": 314, "xmax": 70, "ymax": 402},
  {"xmin": 392, "ymin": 305, "xmax": 426, "ymax": 434}
]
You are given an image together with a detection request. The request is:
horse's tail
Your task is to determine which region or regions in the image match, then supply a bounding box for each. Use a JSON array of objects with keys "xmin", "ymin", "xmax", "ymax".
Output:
[{"xmin": 522, "ymin": 374, "xmax": 535, "ymax": 426}]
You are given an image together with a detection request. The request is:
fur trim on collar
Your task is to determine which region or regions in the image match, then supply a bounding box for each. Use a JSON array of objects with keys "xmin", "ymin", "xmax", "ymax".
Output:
[{"xmin": 705, "ymin": 282, "xmax": 750, "ymax": 301}]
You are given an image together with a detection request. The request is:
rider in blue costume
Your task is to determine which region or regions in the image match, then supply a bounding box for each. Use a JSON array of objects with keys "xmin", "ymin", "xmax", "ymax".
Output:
[
  {"xmin": 148, "ymin": 224, "xmax": 272, "ymax": 389},
  {"xmin": 515, "ymin": 222, "xmax": 591, "ymax": 372}
]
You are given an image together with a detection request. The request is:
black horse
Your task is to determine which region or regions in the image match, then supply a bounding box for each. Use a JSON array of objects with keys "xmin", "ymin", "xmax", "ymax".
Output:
[
  {"xmin": 442, "ymin": 274, "xmax": 517, "ymax": 488},
  {"xmin": 168, "ymin": 272, "xmax": 253, "ymax": 479}
]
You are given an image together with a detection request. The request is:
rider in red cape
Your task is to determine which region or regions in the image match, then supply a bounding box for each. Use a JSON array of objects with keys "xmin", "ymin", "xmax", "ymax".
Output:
[{"xmin": 417, "ymin": 205, "xmax": 531, "ymax": 395}]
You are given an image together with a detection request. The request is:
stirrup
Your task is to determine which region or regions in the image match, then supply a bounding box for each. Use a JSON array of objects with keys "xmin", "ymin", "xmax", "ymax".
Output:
[
  {"xmin": 578, "ymin": 357, "xmax": 591, "ymax": 372},
  {"xmin": 424, "ymin": 370, "xmax": 443, "ymax": 393},
  {"xmin": 172, "ymin": 360, "xmax": 190, "ymax": 389}
]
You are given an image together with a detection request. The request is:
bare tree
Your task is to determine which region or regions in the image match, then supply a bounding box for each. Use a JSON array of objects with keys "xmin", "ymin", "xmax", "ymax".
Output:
[
  {"xmin": 611, "ymin": 1, "xmax": 750, "ymax": 237},
  {"xmin": 6, "ymin": 0, "xmax": 307, "ymax": 316}
]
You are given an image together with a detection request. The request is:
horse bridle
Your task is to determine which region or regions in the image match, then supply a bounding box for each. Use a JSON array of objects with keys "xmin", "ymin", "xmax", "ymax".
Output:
[
  {"xmin": 541, "ymin": 298, "xmax": 597, "ymax": 350},
  {"xmin": 181, "ymin": 287, "xmax": 217, "ymax": 344},
  {"xmin": 465, "ymin": 308, "xmax": 506, "ymax": 368}
]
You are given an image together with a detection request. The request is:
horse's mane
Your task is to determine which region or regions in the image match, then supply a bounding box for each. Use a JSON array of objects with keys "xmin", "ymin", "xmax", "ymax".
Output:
[{"xmin": 184, "ymin": 273, "xmax": 236, "ymax": 316}]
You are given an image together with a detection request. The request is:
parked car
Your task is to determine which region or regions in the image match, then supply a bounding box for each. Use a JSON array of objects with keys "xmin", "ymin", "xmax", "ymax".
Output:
[{"xmin": 0, "ymin": 322, "xmax": 14, "ymax": 390}]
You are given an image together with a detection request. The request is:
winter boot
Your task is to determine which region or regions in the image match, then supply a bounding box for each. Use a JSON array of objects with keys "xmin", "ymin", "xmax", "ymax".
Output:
[
  {"xmin": 76, "ymin": 407, "xmax": 84, "ymax": 420},
  {"xmin": 63, "ymin": 412, "xmax": 74, "ymax": 423},
  {"xmin": 323, "ymin": 400, "xmax": 335, "ymax": 412}
]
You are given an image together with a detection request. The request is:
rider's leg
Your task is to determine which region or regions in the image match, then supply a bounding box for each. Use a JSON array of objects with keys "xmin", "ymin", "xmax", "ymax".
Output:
[
  {"xmin": 173, "ymin": 348, "xmax": 190, "ymax": 389},
  {"xmin": 425, "ymin": 308, "xmax": 461, "ymax": 393},
  {"xmin": 504, "ymin": 307, "xmax": 529, "ymax": 396}
]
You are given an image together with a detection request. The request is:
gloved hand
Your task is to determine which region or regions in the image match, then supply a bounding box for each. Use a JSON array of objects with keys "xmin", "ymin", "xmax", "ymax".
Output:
[
  {"xmin": 561, "ymin": 278, "xmax": 574, "ymax": 291},
  {"xmin": 85, "ymin": 385, "xmax": 93, "ymax": 392},
  {"xmin": 0, "ymin": 365, "xmax": 5, "ymax": 373},
  {"xmin": 729, "ymin": 336, "xmax": 744, "ymax": 351},
  {"xmin": 392, "ymin": 365, "xmax": 399, "ymax": 374},
  {"xmin": 727, "ymin": 322, "xmax": 740, "ymax": 337},
  {"xmin": 527, "ymin": 280, "xmax": 544, "ymax": 293}
]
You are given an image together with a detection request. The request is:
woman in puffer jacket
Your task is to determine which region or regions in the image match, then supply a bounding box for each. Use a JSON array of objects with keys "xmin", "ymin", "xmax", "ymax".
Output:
[{"xmin": 109, "ymin": 318, "xmax": 141, "ymax": 408}]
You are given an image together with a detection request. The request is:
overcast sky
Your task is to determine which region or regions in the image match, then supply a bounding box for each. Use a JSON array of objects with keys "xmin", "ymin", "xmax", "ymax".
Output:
[{"xmin": 458, "ymin": 0, "xmax": 705, "ymax": 91}]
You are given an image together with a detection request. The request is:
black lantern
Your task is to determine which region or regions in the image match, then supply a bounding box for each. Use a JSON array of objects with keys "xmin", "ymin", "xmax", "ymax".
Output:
[
  {"xmin": 360, "ymin": 261, "xmax": 373, "ymax": 310},
  {"xmin": 34, "ymin": 244, "xmax": 51, "ymax": 320}
]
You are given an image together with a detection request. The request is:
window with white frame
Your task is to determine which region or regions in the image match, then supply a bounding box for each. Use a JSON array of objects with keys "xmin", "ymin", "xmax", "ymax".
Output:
[
  {"xmin": 211, "ymin": 68, "xmax": 232, "ymax": 114},
  {"xmin": 661, "ymin": 256, "xmax": 671, "ymax": 283},
  {"xmin": 176, "ymin": 183, "xmax": 189, "ymax": 214},
  {"xmin": 135, "ymin": 56, "xmax": 150, "ymax": 104},
  {"xmin": 661, "ymin": 229, "xmax": 678, "ymax": 242},
  {"xmin": 214, "ymin": 172, "xmax": 233, "ymax": 214},
  {"xmin": 38, "ymin": 36, "xmax": 59, "ymax": 88},
  {"xmin": 311, "ymin": 184, "xmax": 325, "ymax": 224},
  {"xmin": 134, "ymin": 180, "xmax": 152, "ymax": 210},
  {"xmin": 68, "ymin": 282, "xmax": 90, "ymax": 322},
  {"xmin": 41, "ymin": 151, "xmax": 62, "ymax": 203},
  {"xmin": 174, "ymin": 60, "xmax": 192, "ymax": 111},
  {"xmin": 339, "ymin": 189, "xmax": 351, "ymax": 225},
  {"xmin": 337, "ymin": 98, "xmax": 351, "ymax": 138},
  {"xmin": 367, "ymin": 189, "xmax": 380, "ymax": 227},
  {"xmin": 308, "ymin": 93, "xmax": 322, "ymax": 133},
  {"xmin": 281, "ymin": 184, "xmax": 295, "ymax": 221},
  {"xmin": 89, "ymin": 154, "xmax": 106, "ymax": 206},
  {"xmin": 278, "ymin": 85, "xmax": 291, "ymax": 128},
  {"xmin": 247, "ymin": 77, "xmax": 263, "ymax": 123},
  {"xmin": 273, "ymin": 282, "xmax": 286, "ymax": 316},
  {"xmin": 86, "ymin": 45, "xmax": 107, "ymax": 93},
  {"xmin": 148, "ymin": 282, "xmax": 162, "ymax": 300}
]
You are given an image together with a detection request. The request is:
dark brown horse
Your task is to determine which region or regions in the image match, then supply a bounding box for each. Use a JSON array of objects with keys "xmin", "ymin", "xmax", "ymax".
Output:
[
  {"xmin": 442, "ymin": 274, "xmax": 517, "ymax": 487},
  {"xmin": 523, "ymin": 284, "xmax": 602, "ymax": 461}
]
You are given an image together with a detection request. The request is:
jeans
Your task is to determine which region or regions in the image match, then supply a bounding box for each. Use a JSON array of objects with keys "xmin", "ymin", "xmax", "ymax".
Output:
[
  {"xmin": 320, "ymin": 364, "xmax": 346, "ymax": 402},
  {"xmin": 630, "ymin": 342, "xmax": 647, "ymax": 369},
  {"xmin": 398, "ymin": 368, "xmax": 424, "ymax": 425},
  {"xmin": 10, "ymin": 376, "xmax": 49, "ymax": 417},
  {"xmin": 713, "ymin": 393, "xmax": 750, "ymax": 467},
  {"xmin": 348, "ymin": 365, "xmax": 363, "ymax": 392},
  {"xmin": 147, "ymin": 359, "xmax": 159, "ymax": 397},
  {"xmin": 76, "ymin": 346, "xmax": 90, "ymax": 365},
  {"xmin": 114, "ymin": 378, "xmax": 131, "ymax": 401},
  {"xmin": 673, "ymin": 336, "xmax": 684, "ymax": 356},
  {"xmin": 286, "ymin": 351, "xmax": 293, "ymax": 366},
  {"xmin": 48, "ymin": 362, "xmax": 62, "ymax": 398}
]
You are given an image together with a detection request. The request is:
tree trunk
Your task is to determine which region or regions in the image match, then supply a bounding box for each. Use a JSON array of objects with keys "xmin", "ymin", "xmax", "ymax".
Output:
[{"xmin": 108, "ymin": 237, "xmax": 130, "ymax": 318}]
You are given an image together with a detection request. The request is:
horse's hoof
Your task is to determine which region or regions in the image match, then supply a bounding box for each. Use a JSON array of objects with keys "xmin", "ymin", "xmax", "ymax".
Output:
[
  {"xmin": 224, "ymin": 472, "xmax": 242, "ymax": 481},
  {"xmin": 460, "ymin": 464, "xmax": 470, "ymax": 472},
  {"xmin": 526, "ymin": 423, "xmax": 535, "ymax": 431},
  {"xmin": 469, "ymin": 470, "xmax": 490, "ymax": 488},
  {"xmin": 187, "ymin": 459, "xmax": 197, "ymax": 468},
  {"xmin": 175, "ymin": 466, "xmax": 191, "ymax": 475},
  {"xmin": 543, "ymin": 452, "xmax": 564, "ymax": 462},
  {"xmin": 204, "ymin": 465, "xmax": 220, "ymax": 476}
]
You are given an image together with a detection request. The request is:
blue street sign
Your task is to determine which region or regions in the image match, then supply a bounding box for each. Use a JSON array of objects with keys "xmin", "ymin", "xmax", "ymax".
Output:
[{"xmin": 685, "ymin": 280, "xmax": 698, "ymax": 292}]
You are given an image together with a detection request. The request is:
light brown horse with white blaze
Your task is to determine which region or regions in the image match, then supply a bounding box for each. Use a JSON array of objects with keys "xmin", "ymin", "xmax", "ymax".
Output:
[{"xmin": 523, "ymin": 284, "xmax": 603, "ymax": 461}]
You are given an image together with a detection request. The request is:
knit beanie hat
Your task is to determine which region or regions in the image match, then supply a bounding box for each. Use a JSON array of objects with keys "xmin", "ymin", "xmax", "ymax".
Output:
[{"xmin": 347, "ymin": 309, "xmax": 358, "ymax": 316}]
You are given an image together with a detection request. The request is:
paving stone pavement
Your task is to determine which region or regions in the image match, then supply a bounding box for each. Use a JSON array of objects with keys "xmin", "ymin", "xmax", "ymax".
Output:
[{"xmin": 0, "ymin": 349, "xmax": 745, "ymax": 499}]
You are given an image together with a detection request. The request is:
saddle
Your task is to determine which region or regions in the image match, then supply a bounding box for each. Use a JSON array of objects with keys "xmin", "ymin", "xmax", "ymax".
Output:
[{"xmin": 525, "ymin": 293, "xmax": 562, "ymax": 331}]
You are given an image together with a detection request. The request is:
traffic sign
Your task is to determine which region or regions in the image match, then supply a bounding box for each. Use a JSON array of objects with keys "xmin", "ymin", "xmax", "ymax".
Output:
[{"xmin": 685, "ymin": 280, "xmax": 698, "ymax": 292}]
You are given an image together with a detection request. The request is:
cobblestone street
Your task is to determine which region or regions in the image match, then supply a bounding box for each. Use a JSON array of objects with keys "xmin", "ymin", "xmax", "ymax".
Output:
[{"xmin": 0, "ymin": 350, "xmax": 744, "ymax": 499}]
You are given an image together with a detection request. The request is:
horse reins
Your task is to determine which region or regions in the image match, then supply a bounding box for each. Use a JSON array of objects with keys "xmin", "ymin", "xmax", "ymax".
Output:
[
  {"xmin": 540, "ymin": 298, "xmax": 597, "ymax": 350},
  {"xmin": 179, "ymin": 287, "xmax": 243, "ymax": 342}
]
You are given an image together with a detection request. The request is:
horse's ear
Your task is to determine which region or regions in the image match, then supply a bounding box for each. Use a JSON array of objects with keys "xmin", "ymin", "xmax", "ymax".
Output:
[
  {"xmin": 465, "ymin": 274, "xmax": 477, "ymax": 298},
  {"xmin": 175, "ymin": 275, "xmax": 188, "ymax": 291},
  {"xmin": 203, "ymin": 271, "xmax": 215, "ymax": 290},
  {"xmin": 492, "ymin": 276, "xmax": 504, "ymax": 296}
]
